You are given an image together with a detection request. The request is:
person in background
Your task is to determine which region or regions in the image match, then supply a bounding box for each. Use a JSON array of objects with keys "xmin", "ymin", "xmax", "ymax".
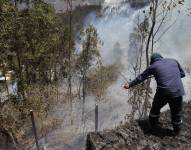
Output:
[{"xmin": 124, "ymin": 53, "xmax": 185, "ymax": 135}]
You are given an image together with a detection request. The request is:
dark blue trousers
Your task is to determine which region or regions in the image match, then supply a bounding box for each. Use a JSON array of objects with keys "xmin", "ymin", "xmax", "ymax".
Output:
[{"xmin": 149, "ymin": 91, "xmax": 183, "ymax": 130}]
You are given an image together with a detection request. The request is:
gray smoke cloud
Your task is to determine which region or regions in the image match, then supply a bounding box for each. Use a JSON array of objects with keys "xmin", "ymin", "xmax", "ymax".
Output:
[
  {"xmin": 81, "ymin": 1, "xmax": 146, "ymax": 134},
  {"xmin": 85, "ymin": 0, "xmax": 191, "ymax": 101},
  {"xmin": 156, "ymin": 0, "xmax": 191, "ymax": 65}
]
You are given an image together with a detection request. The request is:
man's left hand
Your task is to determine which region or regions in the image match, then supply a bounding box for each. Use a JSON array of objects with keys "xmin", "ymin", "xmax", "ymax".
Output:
[{"xmin": 123, "ymin": 83, "xmax": 129, "ymax": 89}]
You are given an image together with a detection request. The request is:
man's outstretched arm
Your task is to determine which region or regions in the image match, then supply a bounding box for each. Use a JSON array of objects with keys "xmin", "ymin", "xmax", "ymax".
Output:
[{"xmin": 124, "ymin": 66, "xmax": 154, "ymax": 89}]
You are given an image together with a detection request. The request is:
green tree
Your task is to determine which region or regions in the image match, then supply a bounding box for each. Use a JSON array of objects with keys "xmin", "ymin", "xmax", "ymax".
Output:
[{"xmin": 76, "ymin": 25, "xmax": 101, "ymax": 123}]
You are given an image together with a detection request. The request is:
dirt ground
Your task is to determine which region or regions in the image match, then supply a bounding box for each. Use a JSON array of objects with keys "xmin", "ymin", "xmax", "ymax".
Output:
[{"xmin": 86, "ymin": 101, "xmax": 191, "ymax": 150}]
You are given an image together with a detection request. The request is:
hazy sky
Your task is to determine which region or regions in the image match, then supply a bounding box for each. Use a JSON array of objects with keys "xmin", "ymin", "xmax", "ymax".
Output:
[{"xmin": 158, "ymin": 0, "xmax": 191, "ymax": 66}]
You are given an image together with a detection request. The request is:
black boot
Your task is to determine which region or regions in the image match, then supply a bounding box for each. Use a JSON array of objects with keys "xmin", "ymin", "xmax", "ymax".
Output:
[
  {"xmin": 149, "ymin": 116, "xmax": 161, "ymax": 129},
  {"xmin": 173, "ymin": 126, "xmax": 181, "ymax": 136}
]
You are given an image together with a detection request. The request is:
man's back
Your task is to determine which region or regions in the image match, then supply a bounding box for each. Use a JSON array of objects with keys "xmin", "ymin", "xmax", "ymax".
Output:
[
  {"xmin": 151, "ymin": 58, "xmax": 185, "ymax": 97},
  {"xmin": 128, "ymin": 57, "xmax": 185, "ymax": 97}
]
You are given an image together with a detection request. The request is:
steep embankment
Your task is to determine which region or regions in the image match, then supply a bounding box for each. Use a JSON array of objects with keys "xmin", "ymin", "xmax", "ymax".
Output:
[{"xmin": 86, "ymin": 102, "xmax": 191, "ymax": 150}]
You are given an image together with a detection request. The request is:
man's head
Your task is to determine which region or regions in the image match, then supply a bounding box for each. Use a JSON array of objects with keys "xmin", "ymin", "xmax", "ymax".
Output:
[{"xmin": 150, "ymin": 53, "xmax": 163, "ymax": 64}]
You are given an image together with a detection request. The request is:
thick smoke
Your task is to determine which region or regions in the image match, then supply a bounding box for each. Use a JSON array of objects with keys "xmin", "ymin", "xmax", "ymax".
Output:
[
  {"xmin": 82, "ymin": 1, "xmax": 146, "ymax": 132},
  {"xmin": 86, "ymin": 0, "xmax": 191, "ymax": 101},
  {"xmin": 156, "ymin": 1, "xmax": 191, "ymax": 65}
]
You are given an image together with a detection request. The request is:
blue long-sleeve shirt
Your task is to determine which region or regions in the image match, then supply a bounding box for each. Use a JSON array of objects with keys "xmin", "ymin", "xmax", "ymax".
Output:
[{"xmin": 129, "ymin": 58, "xmax": 185, "ymax": 97}]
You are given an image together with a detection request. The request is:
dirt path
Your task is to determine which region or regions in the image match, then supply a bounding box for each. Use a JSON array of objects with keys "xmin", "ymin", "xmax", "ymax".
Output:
[{"xmin": 86, "ymin": 101, "xmax": 191, "ymax": 150}]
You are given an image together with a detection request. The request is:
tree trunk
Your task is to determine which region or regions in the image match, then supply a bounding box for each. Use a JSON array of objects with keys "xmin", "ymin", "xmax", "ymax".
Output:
[
  {"xmin": 67, "ymin": 0, "xmax": 73, "ymax": 125},
  {"xmin": 143, "ymin": 0, "xmax": 158, "ymax": 117},
  {"xmin": 145, "ymin": 0, "xmax": 158, "ymax": 67}
]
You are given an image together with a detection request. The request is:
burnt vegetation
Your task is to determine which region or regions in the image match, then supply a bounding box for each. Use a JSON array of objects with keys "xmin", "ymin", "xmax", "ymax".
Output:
[{"xmin": 0, "ymin": 0, "xmax": 190, "ymax": 149}]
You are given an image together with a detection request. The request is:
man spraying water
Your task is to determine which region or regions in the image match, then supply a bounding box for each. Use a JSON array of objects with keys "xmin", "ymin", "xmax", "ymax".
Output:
[{"xmin": 124, "ymin": 53, "xmax": 185, "ymax": 135}]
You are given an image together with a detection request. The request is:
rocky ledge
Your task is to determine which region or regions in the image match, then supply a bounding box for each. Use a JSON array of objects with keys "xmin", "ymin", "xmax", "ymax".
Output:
[{"xmin": 86, "ymin": 101, "xmax": 191, "ymax": 150}]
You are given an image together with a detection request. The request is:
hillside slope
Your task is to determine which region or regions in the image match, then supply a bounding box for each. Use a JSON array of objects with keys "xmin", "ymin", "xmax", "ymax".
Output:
[{"xmin": 86, "ymin": 102, "xmax": 191, "ymax": 150}]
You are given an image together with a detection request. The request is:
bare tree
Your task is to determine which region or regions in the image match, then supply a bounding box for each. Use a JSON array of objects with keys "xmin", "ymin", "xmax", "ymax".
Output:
[
  {"xmin": 128, "ymin": 0, "xmax": 185, "ymax": 118},
  {"xmin": 76, "ymin": 25, "xmax": 101, "ymax": 124}
]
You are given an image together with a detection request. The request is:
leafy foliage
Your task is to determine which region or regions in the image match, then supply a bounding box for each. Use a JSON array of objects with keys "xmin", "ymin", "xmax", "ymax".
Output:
[
  {"xmin": 0, "ymin": 0, "xmax": 66, "ymax": 83},
  {"xmin": 0, "ymin": 0, "xmax": 66, "ymax": 146},
  {"xmin": 88, "ymin": 64, "xmax": 119, "ymax": 102}
]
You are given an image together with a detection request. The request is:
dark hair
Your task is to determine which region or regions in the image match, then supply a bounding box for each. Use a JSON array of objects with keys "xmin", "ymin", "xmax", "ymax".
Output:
[{"xmin": 150, "ymin": 53, "xmax": 163, "ymax": 64}]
